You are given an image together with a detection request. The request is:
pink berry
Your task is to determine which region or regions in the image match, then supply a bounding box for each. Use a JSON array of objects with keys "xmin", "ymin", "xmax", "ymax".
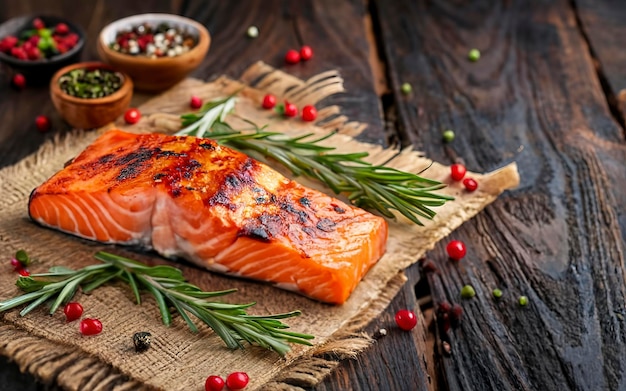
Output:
[
  {"xmin": 205, "ymin": 375, "xmax": 225, "ymax": 391},
  {"xmin": 395, "ymin": 309, "xmax": 418, "ymax": 331},
  {"xmin": 64, "ymin": 302, "xmax": 83, "ymax": 322},
  {"xmin": 226, "ymin": 372, "xmax": 249, "ymax": 390},
  {"xmin": 35, "ymin": 115, "xmax": 51, "ymax": 132},
  {"xmin": 299, "ymin": 45, "xmax": 313, "ymax": 61},
  {"xmin": 284, "ymin": 49, "xmax": 300, "ymax": 64},
  {"xmin": 446, "ymin": 240, "xmax": 467, "ymax": 261},
  {"xmin": 80, "ymin": 318, "xmax": 103, "ymax": 336},
  {"xmin": 301, "ymin": 105, "xmax": 317, "ymax": 122}
]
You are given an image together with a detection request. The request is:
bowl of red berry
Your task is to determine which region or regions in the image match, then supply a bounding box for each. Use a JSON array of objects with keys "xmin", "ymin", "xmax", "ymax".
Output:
[
  {"xmin": 97, "ymin": 13, "xmax": 210, "ymax": 92},
  {"xmin": 0, "ymin": 15, "xmax": 84, "ymax": 85}
]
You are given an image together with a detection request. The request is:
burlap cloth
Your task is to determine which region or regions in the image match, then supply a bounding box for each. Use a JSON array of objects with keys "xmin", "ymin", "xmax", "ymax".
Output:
[{"xmin": 0, "ymin": 62, "xmax": 519, "ymax": 390}]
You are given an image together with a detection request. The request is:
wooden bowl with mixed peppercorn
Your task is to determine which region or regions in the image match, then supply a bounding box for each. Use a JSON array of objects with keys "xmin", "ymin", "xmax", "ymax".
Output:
[
  {"xmin": 50, "ymin": 61, "xmax": 133, "ymax": 129},
  {"xmin": 96, "ymin": 13, "xmax": 210, "ymax": 92}
]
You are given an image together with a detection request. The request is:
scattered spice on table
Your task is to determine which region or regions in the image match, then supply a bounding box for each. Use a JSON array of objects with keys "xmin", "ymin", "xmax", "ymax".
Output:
[
  {"xmin": 463, "ymin": 177, "xmax": 478, "ymax": 192},
  {"xmin": 401, "ymin": 82, "xmax": 412, "ymax": 95},
  {"xmin": 284, "ymin": 49, "xmax": 300, "ymax": 64},
  {"xmin": 395, "ymin": 309, "xmax": 418, "ymax": 330},
  {"xmin": 518, "ymin": 295, "xmax": 529, "ymax": 306},
  {"xmin": 442, "ymin": 129, "xmax": 455, "ymax": 142},
  {"xmin": 11, "ymin": 73, "xmax": 26, "ymax": 89},
  {"xmin": 35, "ymin": 115, "xmax": 50, "ymax": 132},
  {"xmin": 446, "ymin": 240, "xmax": 467, "ymax": 261},
  {"xmin": 133, "ymin": 331, "xmax": 152, "ymax": 352},
  {"xmin": 492, "ymin": 288, "xmax": 503, "ymax": 299},
  {"xmin": 246, "ymin": 25, "xmax": 259, "ymax": 38},
  {"xmin": 301, "ymin": 105, "xmax": 317, "ymax": 122},
  {"xmin": 226, "ymin": 372, "xmax": 249, "ymax": 390},
  {"xmin": 205, "ymin": 375, "xmax": 225, "ymax": 391},
  {"xmin": 64, "ymin": 302, "xmax": 83, "ymax": 322},
  {"xmin": 468, "ymin": 48, "xmax": 481, "ymax": 62},
  {"xmin": 450, "ymin": 163, "xmax": 467, "ymax": 181},
  {"xmin": 460, "ymin": 285, "xmax": 476, "ymax": 299},
  {"xmin": 262, "ymin": 93, "xmax": 276, "ymax": 109},
  {"xmin": 80, "ymin": 318, "xmax": 103, "ymax": 336},
  {"xmin": 58, "ymin": 68, "xmax": 124, "ymax": 99},
  {"xmin": 124, "ymin": 108, "xmax": 141, "ymax": 124},
  {"xmin": 110, "ymin": 22, "xmax": 197, "ymax": 58},
  {"xmin": 300, "ymin": 45, "xmax": 313, "ymax": 61}
]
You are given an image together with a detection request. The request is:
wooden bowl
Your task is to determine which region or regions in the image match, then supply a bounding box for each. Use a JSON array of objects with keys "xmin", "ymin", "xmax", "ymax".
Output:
[
  {"xmin": 0, "ymin": 15, "xmax": 85, "ymax": 85},
  {"xmin": 96, "ymin": 13, "xmax": 210, "ymax": 92},
  {"xmin": 50, "ymin": 62, "xmax": 133, "ymax": 129}
]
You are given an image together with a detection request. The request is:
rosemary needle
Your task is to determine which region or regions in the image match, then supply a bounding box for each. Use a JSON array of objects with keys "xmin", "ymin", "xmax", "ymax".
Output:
[
  {"xmin": 176, "ymin": 96, "xmax": 453, "ymax": 225},
  {"xmin": 0, "ymin": 251, "xmax": 313, "ymax": 355}
]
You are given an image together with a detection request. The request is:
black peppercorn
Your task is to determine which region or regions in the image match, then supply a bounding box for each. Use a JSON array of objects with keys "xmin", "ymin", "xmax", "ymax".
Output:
[{"xmin": 133, "ymin": 331, "xmax": 152, "ymax": 352}]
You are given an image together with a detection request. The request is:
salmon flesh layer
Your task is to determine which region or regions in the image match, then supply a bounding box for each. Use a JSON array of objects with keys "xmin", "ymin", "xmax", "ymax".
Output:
[{"xmin": 28, "ymin": 130, "xmax": 388, "ymax": 304}]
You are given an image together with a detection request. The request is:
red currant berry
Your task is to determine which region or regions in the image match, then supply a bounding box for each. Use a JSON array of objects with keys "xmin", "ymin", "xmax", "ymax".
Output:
[
  {"xmin": 64, "ymin": 302, "xmax": 83, "ymax": 322},
  {"xmin": 10, "ymin": 258, "xmax": 21, "ymax": 270},
  {"xmin": 190, "ymin": 95, "xmax": 203, "ymax": 109},
  {"xmin": 55, "ymin": 23, "xmax": 69, "ymax": 35},
  {"xmin": 301, "ymin": 105, "xmax": 317, "ymax": 122},
  {"xmin": 35, "ymin": 115, "xmax": 51, "ymax": 132},
  {"xmin": 124, "ymin": 108, "xmax": 141, "ymax": 124},
  {"xmin": 284, "ymin": 49, "xmax": 301, "ymax": 64},
  {"xmin": 446, "ymin": 240, "xmax": 467, "ymax": 261},
  {"xmin": 205, "ymin": 375, "xmax": 225, "ymax": 391},
  {"xmin": 463, "ymin": 178, "xmax": 478, "ymax": 192},
  {"xmin": 450, "ymin": 163, "xmax": 466, "ymax": 181},
  {"xmin": 80, "ymin": 318, "xmax": 103, "ymax": 336},
  {"xmin": 283, "ymin": 102, "xmax": 298, "ymax": 117},
  {"xmin": 394, "ymin": 309, "xmax": 418, "ymax": 331},
  {"xmin": 299, "ymin": 45, "xmax": 313, "ymax": 61},
  {"xmin": 32, "ymin": 18, "xmax": 45, "ymax": 30},
  {"xmin": 12, "ymin": 73, "xmax": 26, "ymax": 90},
  {"xmin": 18, "ymin": 268, "xmax": 30, "ymax": 277},
  {"xmin": 262, "ymin": 94, "xmax": 277, "ymax": 109},
  {"xmin": 226, "ymin": 372, "xmax": 249, "ymax": 390}
]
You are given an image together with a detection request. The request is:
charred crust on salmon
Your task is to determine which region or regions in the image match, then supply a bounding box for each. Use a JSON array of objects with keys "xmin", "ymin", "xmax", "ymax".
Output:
[
  {"xmin": 316, "ymin": 218, "xmax": 336, "ymax": 232},
  {"xmin": 239, "ymin": 225, "xmax": 271, "ymax": 242},
  {"xmin": 332, "ymin": 204, "xmax": 345, "ymax": 214},
  {"xmin": 299, "ymin": 197, "xmax": 311, "ymax": 207}
]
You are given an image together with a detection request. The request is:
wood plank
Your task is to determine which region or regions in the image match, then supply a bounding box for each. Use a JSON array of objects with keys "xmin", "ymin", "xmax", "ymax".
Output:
[
  {"xmin": 374, "ymin": 0, "xmax": 626, "ymax": 390},
  {"xmin": 179, "ymin": 0, "xmax": 386, "ymax": 145},
  {"xmin": 574, "ymin": 0, "xmax": 626, "ymax": 127}
]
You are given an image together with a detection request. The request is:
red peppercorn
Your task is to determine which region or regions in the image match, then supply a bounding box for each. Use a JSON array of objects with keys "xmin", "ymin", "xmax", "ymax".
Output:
[
  {"xmin": 262, "ymin": 94, "xmax": 277, "ymax": 109},
  {"xmin": 12, "ymin": 74, "xmax": 26, "ymax": 90},
  {"xmin": 18, "ymin": 269, "xmax": 30, "ymax": 277},
  {"xmin": 80, "ymin": 318, "xmax": 103, "ymax": 336},
  {"xmin": 463, "ymin": 178, "xmax": 478, "ymax": 192},
  {"xmin": 284, "ymin": 49, "xmax": 301, "ymax": 64},
  {"xmin": 394, "ymin": 309, "xmax": 418, "ymax": 331},
  {"xmin": 10, "ymin": 258, "xmax": 21, "ymax": 270},
  {"xmin": 32, "ymin": 18, "xmax": 45, "ymax": 30},
  {"xmin": 421, "ymin": 260, "xmax": 438, "ymax": 273},
  {"xmin": 450, "ymin": 163, "xmax": 466, "ymax": 181},
  {"xmin": 35, "ymin": 115, "xmax": 51, "ymax": 132},
  {"xmin": 124, "ymin": 108, "xmax": 141, "ymax": 124},
  {"xmin": 0, "ymin": 36, "xmax": 18, "ymax": 53},
  {"xmin": 283, "ymin": 101, "xmax": 298, "ymax": 117},
  {"xmin": 437, "ymin": 301, "xmax": 452, "ymax": 315},
  {"xmin": 205, "ymin": 375, "xmax": 225, "ymax": 391},
  {"xmin": 450, "ymin": 304, "xmax": 463, "ymax": 326},
  {"xmin": 55, "ymin": 23, "xmax": 69, "ymax": 35},
  {"xmin": 190, "ymin": 95, "xmax": 203, "ymax": 109},
  {"xmin": 301, "ymin": 105, "xmax": 317, "ymax": 122},
  {"xmin": 226, "ymin": 372, "xmax": 249, "ymax": 390},
  {"xmin": 446, "ymin": 240, "xmax": 467, "ymax": 261},
  {"xmin": 64, "ymin": 302, "xmax": 84, "ymax": 322},
  {"xmin": 299, "ymin": 45, "xmax": 313, "ymax": 61}
]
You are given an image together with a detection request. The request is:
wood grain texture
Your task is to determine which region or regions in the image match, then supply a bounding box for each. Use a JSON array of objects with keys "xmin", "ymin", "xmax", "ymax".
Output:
[
  {"xmin": 374, "ymin": 0, "xmax": 626, "ymax": 390},
  {"xmin": 179, "ymin": 0, "xmax": 386, "ymax": 145},
  {"xmin": 574, "ymin": 0, "xmax": 626, "ymax": 127}
]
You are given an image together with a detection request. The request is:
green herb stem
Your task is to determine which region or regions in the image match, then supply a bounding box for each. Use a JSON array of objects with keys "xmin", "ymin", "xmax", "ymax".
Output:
[{"xmin": 0, "ymin": 251, "xmax": 313, "ymax": 355}]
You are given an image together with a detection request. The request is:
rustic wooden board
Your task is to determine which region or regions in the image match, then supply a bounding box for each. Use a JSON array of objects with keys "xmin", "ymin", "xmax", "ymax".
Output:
[
  {"xmin": 374, "ymin": 0, "xmax": 626, "ymax": 390},
  {"xmin": 575, "ymin": 0, "xmax": 626, "ymax": 127}
]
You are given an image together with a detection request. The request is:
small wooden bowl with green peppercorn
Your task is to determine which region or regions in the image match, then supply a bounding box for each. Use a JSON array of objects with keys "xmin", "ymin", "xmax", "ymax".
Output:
[{"xmin": 50, "ymin": 61, "xmax": 133, "ymax": 129}]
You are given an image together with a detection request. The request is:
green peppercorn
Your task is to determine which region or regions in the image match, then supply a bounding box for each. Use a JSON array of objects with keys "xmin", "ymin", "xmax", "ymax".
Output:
[
  {"xmin": 401, "ymin": 82, "xmax": 412, "ymax": 95},
  {"xmin": 492, "ymin": 288, "xmax": 503, "ymax": 299},
  {"xmin": 468, "ymin": 48, "xmax": 480, "ymax": 62},
  {"xmin": 58, "ymin": 68, "xmax": 123, "ymax": 99},
  {"xmin": 518, "ymin": 295, "xmax": 529, "ymax": 306},
  {"xmin": 461, "ymin": 285, "xmax": 476, "ymax": 299},
  {"xmin": 442, "ymin": 129, "xmax": 455, "ymax": 143}
]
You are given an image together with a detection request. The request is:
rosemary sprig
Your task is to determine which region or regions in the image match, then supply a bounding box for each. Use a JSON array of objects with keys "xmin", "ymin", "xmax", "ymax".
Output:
[
  {"xmin": 0, "ymin": 251, "xmax": 313, "ymax": 355},
  {"xmin": 176, "ymin": 96, "xmax": 453, "ymax": 225}
]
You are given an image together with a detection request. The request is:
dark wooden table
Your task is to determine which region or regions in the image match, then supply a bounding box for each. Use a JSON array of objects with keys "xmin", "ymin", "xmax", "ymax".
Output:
[{"xmin": 2, "ymin": 1, "xmax": 626, "ymax": 390}]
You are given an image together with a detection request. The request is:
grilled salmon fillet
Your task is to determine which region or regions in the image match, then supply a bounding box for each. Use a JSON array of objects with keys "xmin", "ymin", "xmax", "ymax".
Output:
[{"xmin": 28, "ymin": 130, "xmax": 388, "ymax": 304}]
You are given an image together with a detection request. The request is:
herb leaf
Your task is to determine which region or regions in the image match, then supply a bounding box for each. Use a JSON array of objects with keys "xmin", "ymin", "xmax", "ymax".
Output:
[{"xmin": 0, "ymin": 251, "xmax": 313, "ymax": 355}]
